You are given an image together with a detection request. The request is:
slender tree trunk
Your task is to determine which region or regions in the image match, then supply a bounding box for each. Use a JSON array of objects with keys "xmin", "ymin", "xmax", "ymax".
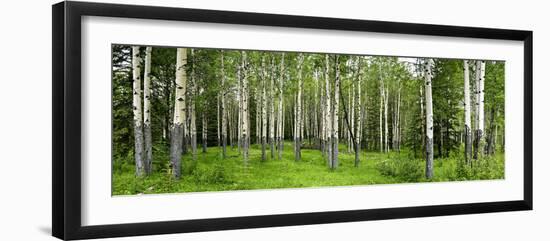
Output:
[
  {"xmin": 473, "ymin": 60, "xmax": 486, "ymax": 160},
  {"xmin": 423, "ymin": 58, "xmax": 435, "ymax": 179},
  {"xmin": 484, "ymin": 106, "xmax": 496, "ymax": 155},
  {"xmin": 164, "ymin": 82, "xmax": 172, "ymax": 142},
  {"xmin": 217, "ymin": 87, "xmax": 220, "ymax": 147},
  {"xmin": 351, "ymin": 88, "xmax": 355, "ymax": 154},
  {"xmin": 190, "ymin": 49, "xmax": 197, "ymax": 161},
  {"xmin": 293, "ymin": 94, "xmax": 297, "ymax": 151},
  {"xmin": 228, "ymin": 103, "xmax": 234, "ymax": 148},
  {"xmin": 220, "ymin": 51, "xmax": 227, "ymax": 158},
  {"xmin": 331, "ymin": 55, "xmax": 340, "ymax": 169},
  {"xmin": 132, "ymin": 46, "xmax": 145, "ymax": 177},
  {"xmin": 494, "ymin": 111, "xmax": 500, "ymax": 153},
  {"xmin": 463, "ymin": 60, "xmax": 472, "ymax": 165},
  {"xmin": 295, "ymin": 53, "xmax": 304, "ymax": 161},
  {"xmin": 282, "ymin": 99, "xmax": 285, "ymax": 152},
  {"xmin": 170, "ymin": 48, "xmax": 187, "ymax": 179},
  {"xmin": 237, "ymin": 58, "xmax": 243, "ymax": 154},
  {"xmin": 324, "ymin": 54, "xmax": 333, "ymax": 168},
  {"xmin": 398, "ymin": 100, "xmax": 402, "ymax": 151},
  {"xmin": 142, "ymin": 46, "xmax": 153, "ymax": 175},
  {"xmin": 420, "ymin": 84, "xmax": 425, "ymax": 159},
  {"xmin": 384, "ymin": 88, "xmax": 389, "ymax": 153},
  {"xmin": 379, "ymin": 64, "xmax": 384, "ymax": 153},
  {"xmin": 261, "ymin": 56, "xmax": 268, "ymax": 161},
  {"xmin": 320, "ymin": 71, "xmax": 326, "ymax": 156},
  {"xmin": 241, "ymin": 51, "xmax": 250, "ymax": 164},
  {"xmin": 256, "ymin": 91, "xmax": 261, "ymax": 144},
  {"xmin": 269, "ymin": 56, "xmax": 276, "ymax": 159},
  {"xmin": 277, "ymin": 53, "xmax": 285, "ymax": 160},
  {"xmin": 313, "ymin": 74, "xmax": 320, "ymax": 149},
  {"xmin": 355, "ymin": 57, "xmax": 362, "ymax": 166},
  {"xmin": 202, "ymin": 112, "xmax": 208, "ymax": 153}
]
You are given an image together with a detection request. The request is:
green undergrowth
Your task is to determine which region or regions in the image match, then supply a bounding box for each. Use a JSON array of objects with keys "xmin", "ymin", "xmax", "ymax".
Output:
[{"xmin": 112, "ymin": 142, "xmax": 504, "ymax": 195}]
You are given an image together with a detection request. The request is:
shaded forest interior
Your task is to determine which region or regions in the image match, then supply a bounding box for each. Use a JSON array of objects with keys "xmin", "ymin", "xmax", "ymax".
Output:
[{"xmin": 112, "ymin": 45, "xmax": 505, "ymax": 195}]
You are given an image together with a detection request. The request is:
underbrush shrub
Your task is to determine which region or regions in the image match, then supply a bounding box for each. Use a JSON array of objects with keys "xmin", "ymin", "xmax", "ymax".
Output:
[
  {"xmin": 113, "ymin": 152, "xmax": 135, "ymax": 175},
  {"xmin": 454, "ymin": 156, "xmax": 504, "ymax": 180},
  {"xmin": 472, "ymin": 156, "xmax": 504, "ymax": 180},
  {"xmin": 192, "ymin": 163, "xmax": 232, "ymax": 185},
  {"xmin": 376, "ymin": 158, "xmax": 423, "ymax": 182}
]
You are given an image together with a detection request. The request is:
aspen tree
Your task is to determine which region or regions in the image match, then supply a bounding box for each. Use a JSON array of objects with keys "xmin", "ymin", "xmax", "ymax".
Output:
[
  {"xmin": 319, "ymin": 68, "xmax": 326, "ymax": 155},
  {"xmin": 190, "ymin": 49, "xmax": 197, "ymax": 160},
  {"xmin": 355, "ymin": 57, "xmax": 362, "ymax": 166},
  {"xmin": 324, "ymin": 54, "xmax": 333, "ymax": 167},
  {"xmin": 256, "ymin": 92, "xmax": 261, "ymax": 145},
  {"xmin": 241, "ymin": 51, "xmax": 250, "ymax": 164},
  {"xmin": 384, "ymin": 86, "xmax": 389, "ymax": 153},
  {"xmin": 237, "ymin": 56, "xmax": 243, "ymax": 153},
  {"xmin": 269, "ymin": 56, "xmax": 276, "ymax": 159},
  {"xmin": 463, "ymin": 60, "xmax": 472, "ymax": 165},
  {"xmin": 295, "ymin": 53, "xmax": 304, "ymax": 161},
  {"xmin": 202, "ymin": 105, "xmax": 208, "ymax": 153},
  {"xmin": 142, "ymin": 46, "xmax": 153, "ymax": 175},
  {"xmin": 220, "ymin": 51, "xmax": 227, "ymax": 158},
  {"xmin": 261, "ymin": 56, "xmax": 268, "ymax": 161},
  {"xmin": 351, "ymin": 76, "xmax": 355, "ymax": 154},
  {"xmin": 423, "ymin": 58, "xmax": 435, "ymax": 179},
  {"xmin": 474, "ymin": 60, "xmax": 486, "ymax": 160},
  {"xmin": 170, "ymin": 48, "xmax": 187, "ymax": 179},
  {"xmin": 331, "ymin": 55, "xmax": 340, "ymax": 169},
  {"xmin": 132, "ymin": 46, "xmax": 145, "ymax": 177},
  {"xmin": 379, "ymin": 63, "xmax": 384, "ymax": 153},
  {"xmin": 277, "ymin": 53, "xmax": 285, "ymax": 159}
]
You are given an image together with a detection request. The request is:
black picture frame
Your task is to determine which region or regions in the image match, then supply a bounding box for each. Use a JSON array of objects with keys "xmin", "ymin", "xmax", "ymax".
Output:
[{"xmin": 52, "ymin": 1, "xmax": 533, "ymax": 240}]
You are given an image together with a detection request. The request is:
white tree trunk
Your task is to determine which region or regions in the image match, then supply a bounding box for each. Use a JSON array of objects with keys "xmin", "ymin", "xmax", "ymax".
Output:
[
  {"xmin": 277, "ymin": 53, "xmax": 285, "ymax": 159},
  {"xmin": 379, "ymin": 64, "xmax": 384, "ymax": 153},
  {"xmin": 319, "ymin": 69, "xmax": 326, "ymax": 155},
  {"xmin": 241, "ymin": 51, "xmax": 250, "ymax": 164},
  {"xmin": 354, "ymin": 57, "xmax": 362, "ymax": 166},
  {"xmin": 423, "ymin": 58, "xmax": 435, "ymax": 179},
  {"xmin": 331, "ymin": 55, "xmax": 340, "ymax": 169},
  {"xmin": 142, "ymin": 46, "xmax": 153, "ymax": 175},
  {"xmin": 132, "ymin": 46, "xmax": 145, "ymax": 176},
  {"xmin": 202, "ymin": 111, "xmax": 208, "ymax": 153},
  {"xmin": 396, "ymin": 84, "xmax": 401, "ymax": 151},
  {"xmin": 474, "ymin": 60, "xmax": 486, "ymax": 160},
  {"xmin": 170, "ymin": 48, "xmax": 187, "ymax": 179},
  {"xmin": 269, "ymin": 56, "xmax": 276, "ymax": 159},
  {"xmin": 420, "ymin": 84, "xmax": 424, "ymax": 158},
  {"xmin": 217, "ymin": 87, "xmax": 220, "ymax": 147},
  {"xmin": 261, "ymin": 56, "xmax": 268, "ymax": 161},
  {"xmin": 324, "ymin": 54, "xmax": 333, "ymax": 168},
  {"xmin": 256, "ymin": 91, "xmax": 261, "ymax": 144},
  {"xmin": 384, "ymin": 87, "xmax": 389, "ymax": 153},
  {"xmin": 463, "ymin": 60, "xmax": 472, "ymax": 164},
  {"xmin": 295, "ymin": 53, "xmax": 304, "ymax": 161},
  {"xmin": 220, "ymin": 51, "xmax": 227, "ymax": 158},
  {"xmin": 190, "ymin": 49, "xmax": 197, "ymax": 160},
  {"xmin": 348, "ymin": 87, "xmax": 354, "ymax": 153},
  {"xmin": 237, "ymin": 58, "xmax": 243, "ymax": 153}
]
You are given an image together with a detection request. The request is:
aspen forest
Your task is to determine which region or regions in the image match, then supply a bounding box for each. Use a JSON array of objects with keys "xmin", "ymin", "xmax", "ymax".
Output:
[{"xmin": 112, "ymin": 45, "xmax": 505, "ymax": 195}]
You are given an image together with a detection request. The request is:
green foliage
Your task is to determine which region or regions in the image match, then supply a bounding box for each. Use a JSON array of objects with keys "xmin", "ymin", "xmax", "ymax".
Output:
[
  {"xmin": 191, "ymin": 163, "xmax": 231, "ymax": 185},
  {"xmin": 112, "ymin": 143, "xmax": 504, "ymax": 195},
  {"xmin": 375, "ymin": 155, "xmax": 424, "ymax": 182}
]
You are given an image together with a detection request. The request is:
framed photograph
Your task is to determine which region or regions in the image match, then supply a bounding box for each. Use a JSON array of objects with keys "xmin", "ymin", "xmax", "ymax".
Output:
[{"xmin": 52, "ymin": 1, "xmax": 532, "ymax": 240}]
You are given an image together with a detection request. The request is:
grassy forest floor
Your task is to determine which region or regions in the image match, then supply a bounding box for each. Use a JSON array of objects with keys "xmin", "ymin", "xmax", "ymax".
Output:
[{"xmin": 112, "ymin": 141, "xmax": 504, "ymax": 195}]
